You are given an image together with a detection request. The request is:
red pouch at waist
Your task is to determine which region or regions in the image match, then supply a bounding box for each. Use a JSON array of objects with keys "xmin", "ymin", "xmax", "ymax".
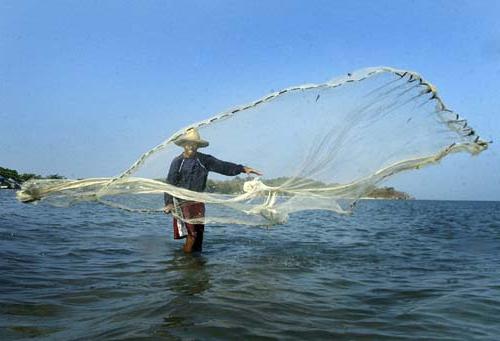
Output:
[
  {"xmin": 181, "ymin": 202, "xmax": 205, "ymax": 221},
  {"xmin": 172, "ymin": 202, "xmax": 205, "ymax": 239}
]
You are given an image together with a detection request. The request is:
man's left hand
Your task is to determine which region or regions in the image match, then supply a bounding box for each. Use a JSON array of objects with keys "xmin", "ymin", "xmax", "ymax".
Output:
[{"xmin": 243, "ymin": 166, "xmax": 262, "ymax": 176}]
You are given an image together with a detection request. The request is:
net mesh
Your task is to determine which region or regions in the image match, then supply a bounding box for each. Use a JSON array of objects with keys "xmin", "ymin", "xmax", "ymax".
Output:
[{"xmin": 17, "ymin": 67, "xmax": 488, "ymax": 226}]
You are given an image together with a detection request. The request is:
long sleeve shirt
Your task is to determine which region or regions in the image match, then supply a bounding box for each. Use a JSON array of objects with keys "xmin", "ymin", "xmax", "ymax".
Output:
[{"xmin": 164, "ymin": 152, "xmax": 244, "ymax": 205}]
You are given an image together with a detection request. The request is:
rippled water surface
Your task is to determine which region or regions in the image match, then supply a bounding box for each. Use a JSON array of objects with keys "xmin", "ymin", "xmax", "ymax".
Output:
[{"xmin": 1, "ymin": 190, "xmax": 500, "ymax": 340}]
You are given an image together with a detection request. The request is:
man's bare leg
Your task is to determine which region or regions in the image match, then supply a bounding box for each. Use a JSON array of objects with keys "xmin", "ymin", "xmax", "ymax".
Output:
[
  {"xmin": 183, "ymin": 225, "xmax": 204, "ymax": 253},
  {"xmin": 183, "ymin": 235, "xmax": 196, "ymax": 253}
]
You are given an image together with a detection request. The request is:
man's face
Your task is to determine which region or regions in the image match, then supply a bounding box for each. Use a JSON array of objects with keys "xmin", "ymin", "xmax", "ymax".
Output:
[{"xmin": 183, "ymin": 143, "xmax": 198, "ymax": 157}]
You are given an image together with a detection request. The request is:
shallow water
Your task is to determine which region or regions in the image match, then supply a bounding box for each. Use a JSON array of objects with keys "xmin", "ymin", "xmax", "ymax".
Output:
[{"xmin": 1, "ymin": 190, "xmax": 499, "ymax": 340}]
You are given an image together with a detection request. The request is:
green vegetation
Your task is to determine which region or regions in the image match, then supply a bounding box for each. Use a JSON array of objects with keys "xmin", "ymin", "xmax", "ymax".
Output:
[
  {"xmin": 1, "ymin": 166, "xmax": 410, "ymax": 199},
  {"xmin": 206, "ymin": 176, "xmax": 246, "ymax": 194},
  {"xmin": 0, "ymin": 166, "xmax": 65, "ymax": 183},
  {"xmin": 366, "ymin": 186, "xmax": 412, "ymax": 200},
  {"xmin": 205, "ymin": 176, "xmax": 412, "ymax": 199}
]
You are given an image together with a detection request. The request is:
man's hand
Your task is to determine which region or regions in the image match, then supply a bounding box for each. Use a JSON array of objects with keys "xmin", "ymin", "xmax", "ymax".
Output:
[
  {"xmin": 243, "ymin": 166, "xmax": 263, "ymax": 176},
  {"xmin": 163, "ymin": 203, "xmax": 174, "ymax": 214}
]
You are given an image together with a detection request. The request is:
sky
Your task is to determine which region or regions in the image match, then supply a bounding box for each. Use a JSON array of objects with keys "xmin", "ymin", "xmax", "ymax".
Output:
[{"xmin": 1, "ymin": 0, "xmax": 499, "ymax": 200}]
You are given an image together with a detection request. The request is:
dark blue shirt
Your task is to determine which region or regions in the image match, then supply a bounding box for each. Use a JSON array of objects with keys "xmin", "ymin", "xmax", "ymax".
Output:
[{"xmin": 164, "ymin": 152, "xmax": 244, "ymax": 205}]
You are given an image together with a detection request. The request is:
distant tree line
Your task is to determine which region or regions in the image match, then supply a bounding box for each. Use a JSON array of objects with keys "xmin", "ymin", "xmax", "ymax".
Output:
[
  {"xmin": 205, "ymin": 176, "xmax": 301, "ymax": 194},
  {"xmin": 206, "ymin": 176, "xmax": 245, "ymax": 194},
  {"xmin": 0, "ymin": 166, "xmax": 65, "ymax": 183},
  {"xmin": 204, "ymin": 176, "xmax": 411, "ymax": 199}
]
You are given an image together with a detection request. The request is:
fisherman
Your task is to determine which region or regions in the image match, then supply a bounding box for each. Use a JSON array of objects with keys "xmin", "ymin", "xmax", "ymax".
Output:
[{"xmin": 163, "ymin": 128, "xmax": 261, "ymax": 253}]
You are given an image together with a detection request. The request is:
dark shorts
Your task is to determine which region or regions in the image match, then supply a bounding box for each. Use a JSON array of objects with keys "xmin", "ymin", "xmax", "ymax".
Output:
[{"xmin": 172, "ymin": 202, "xmax": 205, "ymax": 240}]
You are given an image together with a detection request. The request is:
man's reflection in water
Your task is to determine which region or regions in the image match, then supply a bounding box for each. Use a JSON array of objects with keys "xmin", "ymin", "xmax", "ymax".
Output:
[
  {"xmin": 170, "ymin": 251, "xmax": 211, "ymax": 295},
  {"xmin": 160, "ymin": 251, "xmax": 211, "ymax": 331}
]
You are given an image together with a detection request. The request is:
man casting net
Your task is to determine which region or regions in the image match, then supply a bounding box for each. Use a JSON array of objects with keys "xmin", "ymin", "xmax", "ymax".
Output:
[{"xmin": 17, "ymin": 66, "xmax": 489, "ymax": 228}]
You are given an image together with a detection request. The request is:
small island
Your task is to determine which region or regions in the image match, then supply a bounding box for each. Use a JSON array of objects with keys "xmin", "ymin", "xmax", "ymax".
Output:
[{"xmin": 364, "ymin": 186, "xmax": 413, "ymax": 200}]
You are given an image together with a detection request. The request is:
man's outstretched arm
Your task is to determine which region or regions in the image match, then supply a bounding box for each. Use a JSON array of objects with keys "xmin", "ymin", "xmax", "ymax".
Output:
[{"xmin": 204, "ymin": 154, "xmax": 262, "ymax": 176}]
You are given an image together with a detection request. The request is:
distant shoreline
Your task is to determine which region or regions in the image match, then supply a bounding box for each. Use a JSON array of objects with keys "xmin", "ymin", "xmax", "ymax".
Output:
[
  {"xmin": 0, "ymin": 166, "xmax": 65, "ymax": 190},
  {"xmin": 205, "ymin": 177, "xmax": 413, "ymax": 200},
  {"xmin": 2, "ymin": 166, "xmax": 413, "ymax": 200}
]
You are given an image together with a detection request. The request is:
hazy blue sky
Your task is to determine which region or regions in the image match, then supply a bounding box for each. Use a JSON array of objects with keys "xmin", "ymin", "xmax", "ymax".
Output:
[{"xmin": 1, "ymin": 0, "xmax": 499, "ymax": 200}]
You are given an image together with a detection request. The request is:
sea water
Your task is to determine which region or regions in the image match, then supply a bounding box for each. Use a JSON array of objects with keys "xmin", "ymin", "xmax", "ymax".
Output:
[{"xmin": 1, "ymin": 190, "xmax": 499, "ymax": 340}]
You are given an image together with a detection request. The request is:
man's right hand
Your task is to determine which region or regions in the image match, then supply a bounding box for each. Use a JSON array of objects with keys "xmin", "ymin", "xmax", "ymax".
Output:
[{"xmin": 163, "ymin": 203, "xmax": 174, "ymax": 214}]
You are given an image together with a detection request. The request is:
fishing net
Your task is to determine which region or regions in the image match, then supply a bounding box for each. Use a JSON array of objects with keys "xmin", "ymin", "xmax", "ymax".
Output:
[{"xmin": 17, "ymin": 67, "xmax": 488, "ymax": 226}]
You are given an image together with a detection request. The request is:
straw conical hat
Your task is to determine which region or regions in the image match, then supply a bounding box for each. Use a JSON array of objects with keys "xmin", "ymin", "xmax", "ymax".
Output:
[{"xmin": 174, "ymin": 128, "xmax": 209, "ymax": 148}]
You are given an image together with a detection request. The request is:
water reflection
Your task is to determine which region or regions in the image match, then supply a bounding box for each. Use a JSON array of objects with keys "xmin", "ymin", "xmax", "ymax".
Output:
[
  {"xmin": 168, "ymin": 251, "xmax": 211, "ymax": 296},
  {"xmin": 160, "ymin": 252, "xmax": 211, "ymax": 332}
]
